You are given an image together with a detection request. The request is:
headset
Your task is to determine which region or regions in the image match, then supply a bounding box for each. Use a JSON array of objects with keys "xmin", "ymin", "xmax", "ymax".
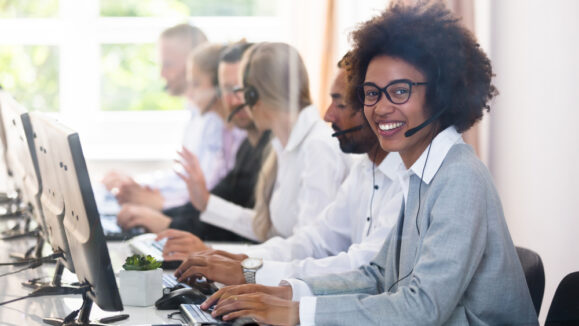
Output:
[{"xmin": 241, "ymin": 44, "xmax": 261, "ymax": 108}]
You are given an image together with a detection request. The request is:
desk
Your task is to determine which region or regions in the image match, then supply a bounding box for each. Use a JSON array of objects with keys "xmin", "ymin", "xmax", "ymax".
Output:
[{"xmin": 0, "ymin": 228, "xmax": 183, "ymax": 325}]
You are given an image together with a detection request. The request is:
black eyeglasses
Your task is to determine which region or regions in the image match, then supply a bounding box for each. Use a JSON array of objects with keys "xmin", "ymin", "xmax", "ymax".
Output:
[{"xmin": 357, "ymin": 79, "xmax": 428, "ymax": 106}]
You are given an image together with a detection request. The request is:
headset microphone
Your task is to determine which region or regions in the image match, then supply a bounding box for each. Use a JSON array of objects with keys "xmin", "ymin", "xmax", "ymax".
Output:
[
  {"xmin": 227, "ymin": 103, "xmax": 247, "ymax": 122},
  {"xmin": 404, "ymin": 107, "xmax": 447, "ymax": 137},
  {"xmin": 331, "ymin": 124, "xmax": 364, "ymax": 137}
]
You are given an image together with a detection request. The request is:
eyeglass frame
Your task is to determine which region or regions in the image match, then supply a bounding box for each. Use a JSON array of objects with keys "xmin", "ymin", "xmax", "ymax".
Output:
[{"xmin": 357, "ymin": 79, "xmax": 428, "ymax": 106}]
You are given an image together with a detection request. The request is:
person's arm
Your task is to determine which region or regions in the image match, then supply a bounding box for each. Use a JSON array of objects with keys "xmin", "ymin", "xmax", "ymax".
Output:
[
  {"xmin": 301, "ymin": 169, "xmax": 490, "ymax": 325},
  {"xmin": 200, "ymin": 195, "xmax": 259, "ymax": 242}
]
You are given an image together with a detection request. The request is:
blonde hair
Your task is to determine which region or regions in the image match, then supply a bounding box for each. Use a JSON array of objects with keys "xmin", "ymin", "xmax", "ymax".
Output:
[
  {"xmin": 189, "ymin": 43, "xmax": 226, "ymax": 87},
  {"xmin": 241, "ymin": 42, "xmax": 312, "ymax": 113},
  {"xmin": 244, "ymin": 43, "xmax": 312, "ymax": 241},
  {"xmin": 251, "ymin": 149, "xmax": 277, "ymax": 241}
]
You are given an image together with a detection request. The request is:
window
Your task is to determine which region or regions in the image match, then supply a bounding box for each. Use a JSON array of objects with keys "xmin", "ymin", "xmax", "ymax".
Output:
[{"xmin": 0, "ymin": 0, "xmax": 286, "ymax": 160}]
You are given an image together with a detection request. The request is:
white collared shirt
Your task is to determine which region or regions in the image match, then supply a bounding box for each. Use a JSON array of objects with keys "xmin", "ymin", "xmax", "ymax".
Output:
[
  {"xmin": 289, "ymin": 126, "xmax": 464, "ymax": 326},
  {"xmin": 200, "ymin": 105, "xmax": 350, "ymax": 242},
  {"xmin": 241, "ymin": 152, "xmax": 403, "ymax": 285}
]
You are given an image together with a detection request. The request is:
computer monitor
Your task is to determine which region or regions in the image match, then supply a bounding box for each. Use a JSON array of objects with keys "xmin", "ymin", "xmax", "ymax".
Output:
[
  {"xmin": 29, "ymin": 112, "xmax": 123, "ymax": 322},
  {"xmin": 0, "ymin": 91, "xmax": 48, "ymax": 244},
  {"xmin": 28, "ymin": 112, "xmax": 75, "ymax": 276}
]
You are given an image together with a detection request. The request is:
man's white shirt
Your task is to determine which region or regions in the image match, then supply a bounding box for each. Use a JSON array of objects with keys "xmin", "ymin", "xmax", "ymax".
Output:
[{"xmin": 242, "ymin": 151, "xmax": 403, "ymax": 285}]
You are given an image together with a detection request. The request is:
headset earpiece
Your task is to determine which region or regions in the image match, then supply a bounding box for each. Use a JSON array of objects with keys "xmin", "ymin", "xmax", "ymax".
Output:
[
  {"xmin": 243, "ymin": 85, "xmax": 259, "ymax": 107},
  {"xmin": 242, "ymin": 45, "xmax": 261, "ymax": 108}
]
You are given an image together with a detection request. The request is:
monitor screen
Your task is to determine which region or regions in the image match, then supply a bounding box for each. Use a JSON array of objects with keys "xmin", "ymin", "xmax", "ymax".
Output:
[
  {"xmin": 29, "ymin": 112, "xmax": 122, "ymax": 311},
  {"xmin": 0, "ymin": 91, "xmax": 48, "ymax": 239}
]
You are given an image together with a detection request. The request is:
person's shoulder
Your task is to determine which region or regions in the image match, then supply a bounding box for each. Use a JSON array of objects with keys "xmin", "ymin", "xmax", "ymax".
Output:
[{"xmin": 437, "ymin": 143, "xmax": 491, "ymax": 186}]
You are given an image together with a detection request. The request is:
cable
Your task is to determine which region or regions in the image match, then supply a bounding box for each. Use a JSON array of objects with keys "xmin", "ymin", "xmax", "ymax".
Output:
[
  {"xmin": 366, "ymin": 145, "xmax": 380, "ymax": 237},
  {"xmin": 0, "ymin": 262, "xmax": 41, "ymax": 278},
  {"xmin": 387, "ymin": 128, "xmax": 437, "ymax": 292},
  {"xmin": 0, "ymin": 252, "xmax": 62, "ymax": 266},
  {"xmin": 0, "ymin": 283, "xmax": 88, "ymax": 306}
]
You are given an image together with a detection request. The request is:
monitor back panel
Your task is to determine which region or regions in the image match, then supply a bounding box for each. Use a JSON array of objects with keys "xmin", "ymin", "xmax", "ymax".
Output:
[{"xmin": 32, "ymin": 113, "xmax": 122, "ymax": 311}]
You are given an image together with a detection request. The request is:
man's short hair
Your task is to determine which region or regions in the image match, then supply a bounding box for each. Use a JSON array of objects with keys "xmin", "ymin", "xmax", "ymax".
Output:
[
  {"xmin": 220, "ymin": 41, "xmax": 255, "ymax": 63},
  {"xmin": 160, "ymin": 24, "xmax": 208, "ymax": 49}
]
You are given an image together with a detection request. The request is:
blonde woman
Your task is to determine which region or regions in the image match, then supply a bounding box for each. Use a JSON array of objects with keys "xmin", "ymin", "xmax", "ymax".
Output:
[{"xmin": 169, "ymin": 42, "xmax": 350, "ymax": 243}]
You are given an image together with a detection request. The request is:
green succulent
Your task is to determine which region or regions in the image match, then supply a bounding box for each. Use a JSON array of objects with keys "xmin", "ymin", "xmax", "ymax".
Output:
[{"xmin": 122, "ymin": 254, "xmax": 162, "ymax": 271}]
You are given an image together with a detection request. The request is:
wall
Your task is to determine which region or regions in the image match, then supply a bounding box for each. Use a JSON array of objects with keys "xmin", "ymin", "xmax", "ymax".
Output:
[{"xmin": 489, "ymin": 0, "xmax": 579, "ymax": 323}]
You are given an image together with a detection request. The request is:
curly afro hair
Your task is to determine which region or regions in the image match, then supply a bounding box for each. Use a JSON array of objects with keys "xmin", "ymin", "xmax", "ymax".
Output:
[{"xmin": 346, "ymin": 0, "xmax": 497, "ymax": 133}]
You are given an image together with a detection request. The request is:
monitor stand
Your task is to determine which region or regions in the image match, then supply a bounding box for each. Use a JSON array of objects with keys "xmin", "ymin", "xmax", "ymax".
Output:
[
  {"xmin": 22, "ymin": 261, "xmax": 81, "ymax": 296},
  {"xmin": 43, "ymin": 287, "xmax": 129, "ymax": 326},
  {"xmin": 9, "ymin": 229, "xmax": 46, "ymax": 261},
  {"xmin": 2, "ymin": 216, "xmax": 38, "ymax": 240}
]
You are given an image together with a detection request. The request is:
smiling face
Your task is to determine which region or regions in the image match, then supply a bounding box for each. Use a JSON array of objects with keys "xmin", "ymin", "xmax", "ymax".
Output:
[{"xmin": 363, "ymin": 55, "xmax": 433, "ymax": 168}]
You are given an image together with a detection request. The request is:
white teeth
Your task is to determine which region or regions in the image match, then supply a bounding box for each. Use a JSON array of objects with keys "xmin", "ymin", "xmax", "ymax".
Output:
[{"xmin": 378, "ymin": 122, "xmax": 404, "ymax": 131}]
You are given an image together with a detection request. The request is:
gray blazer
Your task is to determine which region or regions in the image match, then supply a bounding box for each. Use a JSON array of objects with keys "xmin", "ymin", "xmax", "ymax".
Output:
[{"xmin": 301, "ymin": 144, "xmax": 538, "ymax": 325}]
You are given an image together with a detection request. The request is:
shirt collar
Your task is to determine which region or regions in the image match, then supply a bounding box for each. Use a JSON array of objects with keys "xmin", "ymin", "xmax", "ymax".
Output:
[
  {"xmin": 408, "ymin": 126, "xmax": 463, "ymax": 184},
  {"xmin": 377, "ymin": 152, "xmax": 404, "ymax": 181}
]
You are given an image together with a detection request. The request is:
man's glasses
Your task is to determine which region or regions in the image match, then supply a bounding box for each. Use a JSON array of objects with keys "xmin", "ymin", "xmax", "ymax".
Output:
[
  {"xmin": 357, "ymin": 79, "xmax": 428, "ymax": 106},
  {"xmin": 221, "ymin": 85, "xmax": 245, "ymax": 97}
]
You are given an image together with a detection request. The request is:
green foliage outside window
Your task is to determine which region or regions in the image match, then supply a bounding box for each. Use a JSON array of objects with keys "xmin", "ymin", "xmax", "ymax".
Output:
[
  {"xmin": 100, "ymin": 0, "xmax": 275, "ymax": 17},
  {"xmin": 0, "ymin": 0, "xmax": 59, "ymax": 17},
  {"xmin": 0, "ymin": 46, "xmax": 59, "ymax": 112},
  {"xmin": 101, "ymin": 44, "xmax": 183, "ymax": 111}
]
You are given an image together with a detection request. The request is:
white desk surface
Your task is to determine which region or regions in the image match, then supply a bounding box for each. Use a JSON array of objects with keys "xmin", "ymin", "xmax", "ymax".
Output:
[{"xmin": 0, "ymin": 222, "xmax": 188, "ymax": 325}]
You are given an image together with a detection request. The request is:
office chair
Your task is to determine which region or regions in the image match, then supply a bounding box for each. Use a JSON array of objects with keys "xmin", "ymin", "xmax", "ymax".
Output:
[
  {"xmin": 545, "ymin": 271, "xmax": 579, "ymax": 326},
  {"xmin": 515, "ymin": 246, "xmax": 545, "ymax": 315}
]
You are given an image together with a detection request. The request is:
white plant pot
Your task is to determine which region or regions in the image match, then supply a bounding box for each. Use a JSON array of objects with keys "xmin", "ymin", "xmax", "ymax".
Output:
[{"xmin": 119, "ymin": 268, "xmax": 163, "ymax": 307}]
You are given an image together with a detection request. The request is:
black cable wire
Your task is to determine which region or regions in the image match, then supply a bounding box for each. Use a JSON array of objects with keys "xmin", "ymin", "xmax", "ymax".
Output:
[
  {"xmin": 0, "ymin": 252, "xmax": 62, "ymax": 266},
  {"xmin": 388, "ymin": 127, "xmax": 437, "ymax": 292},
  {"xmin": 366, "ymin": 145, "xmax": 380, "ymax": 237},
  {"xmin": 0, "ymin": 262, "xmax": 42, "ymax": 278}
]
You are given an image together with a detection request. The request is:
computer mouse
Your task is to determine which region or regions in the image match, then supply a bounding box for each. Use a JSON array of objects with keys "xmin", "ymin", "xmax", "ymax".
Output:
[{"xmin": 155, "ymin": 287, "xmax": 207, "ymax": 310}]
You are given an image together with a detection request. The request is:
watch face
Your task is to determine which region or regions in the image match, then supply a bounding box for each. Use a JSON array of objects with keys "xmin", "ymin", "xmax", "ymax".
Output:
[{"xmin": 242, "ymin": 258, "xmax": 262, "ymax": 269}]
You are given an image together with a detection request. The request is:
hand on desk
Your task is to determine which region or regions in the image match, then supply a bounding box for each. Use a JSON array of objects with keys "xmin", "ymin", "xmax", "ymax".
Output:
[
  {"xmin": 175, "ymin": 147, "xmax": 210, "ymax": 212},
  {"xmin": 116, "ymin": 204, "xmax": 171, "ymax": 233},
  {"xmin": 174, "ymin": 250, "xmax": 249, "ymax": 286},
  {"xmin": 102, "ymin": 170, "xmax": 165, "ymax": 210},
  {"xmin": 102, "ymin": 170, "xmax": 133, "ymax": 191},
  {"xmin": 156, "ymin": 229, "xmax": 209, "ymax": 261},
  {"xmin": 201, "ymin": 284, "xmax": 298, "ymax": 325}
]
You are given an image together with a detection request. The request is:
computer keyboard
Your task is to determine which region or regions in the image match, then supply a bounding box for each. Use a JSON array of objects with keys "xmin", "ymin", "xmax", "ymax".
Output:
[
  {"xmin": 180, "ymin": 303, "xmax": 225, "ymax": 325},
  {"xmin": 128, "ymin": 233, "xmax": 165, "ymax": 261},
  {"xmin": 163, "ymin": 273, "xmax": 192, "ymax": 289},
  {"xmin": 100, "ymin": 214, "xmax": 144, "ymax": 241}
]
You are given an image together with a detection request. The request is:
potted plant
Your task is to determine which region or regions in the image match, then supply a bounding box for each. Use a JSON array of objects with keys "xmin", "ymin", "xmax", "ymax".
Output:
[{"xmin": 119, "ymin": 254, "xmax": 163, "ymax": 306}]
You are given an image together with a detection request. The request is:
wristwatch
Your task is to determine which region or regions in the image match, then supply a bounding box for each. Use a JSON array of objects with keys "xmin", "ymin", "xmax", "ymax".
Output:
[{"xmin": 241, "ymin": 257, "xmax": 263, "ymax": 284}]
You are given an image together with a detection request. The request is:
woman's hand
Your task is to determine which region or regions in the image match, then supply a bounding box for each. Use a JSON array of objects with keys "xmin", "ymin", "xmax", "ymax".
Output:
[
  {"xmin": 207, "ymin": 290, "xmax": 299, "ymax": 326},
  {"xmin": 116, "ymin": 204, "xmax": 170, "ymax": 232},
  {"xmin": 155, "ymin": 229, "xmax": 209, "ymax": 261},
  {"xmin": 202, "ymin": 284, "xmax": 293, "ymax": 309},
  {"xmin": 175, "ymin": 147, "xmax": 210, "ymax": 211}
]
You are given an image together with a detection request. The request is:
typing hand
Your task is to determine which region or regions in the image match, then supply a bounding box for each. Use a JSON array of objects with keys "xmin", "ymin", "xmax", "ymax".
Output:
[
  {"xmin": 116, "ymin": 204, "xmax": 171, "ymax": 233},
  {"xmin": 175, "ymin": 147, "xmax": 210, "ymax": 212},
  {"xmin": 202, "ymin": 284, "xmax": 293, "ymax": 310},
  {"xmin": 156, "ymin": 229, "xmax": 209, "ymax": 261},
  {"xmin": 102, "ymin": 170, "xmax": 133, "ymax": 191},
  {"xmin": 115, "ymin": 183, "xmax": 164, "ymax": 210},
  {"xmin": 208, "ymin": 291, "xmax": 299, "ymax": 326},
  {"xmin": 174, "ymin": 251, "xmax": 247, "ymax": 286}
]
